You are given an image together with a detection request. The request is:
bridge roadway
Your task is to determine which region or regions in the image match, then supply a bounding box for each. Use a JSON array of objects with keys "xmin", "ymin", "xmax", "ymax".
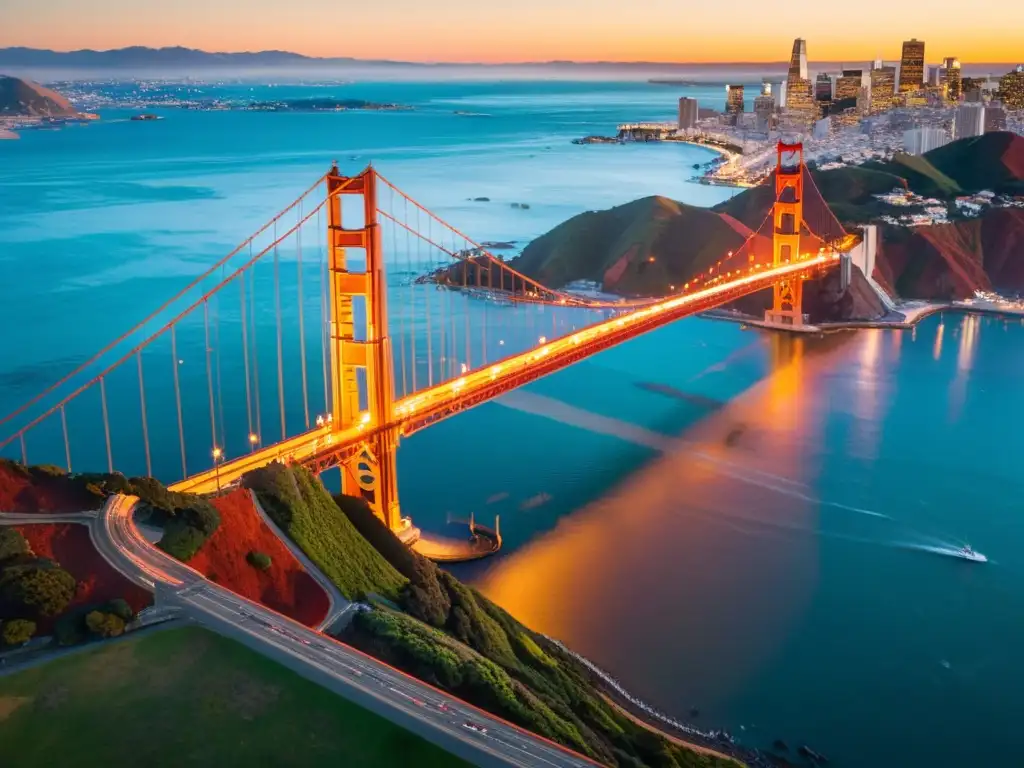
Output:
[
  {"xmin": 172, "ymin": 255, "xmax": 837, "ymax": 495},
  {"xmin": 93, "ymin": 495, "xmax": 600, "ymax": 768}
]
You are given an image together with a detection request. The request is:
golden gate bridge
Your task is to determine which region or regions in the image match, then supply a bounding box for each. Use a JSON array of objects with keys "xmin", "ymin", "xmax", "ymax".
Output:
[{"xmin": 0, "ymin": 142, "xmax": 851, "ymax": 538}]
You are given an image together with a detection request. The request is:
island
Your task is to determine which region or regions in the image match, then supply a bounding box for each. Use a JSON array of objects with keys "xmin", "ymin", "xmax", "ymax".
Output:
[
  {"xmin": 424, "ymin": 132, "xmax": 1024, "ymax": 327},
  {"xmin": 242, "ymin": 97, "xmax": 411, "ymax": 112}
]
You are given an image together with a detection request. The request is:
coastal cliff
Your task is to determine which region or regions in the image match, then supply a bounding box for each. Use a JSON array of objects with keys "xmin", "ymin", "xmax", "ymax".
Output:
[{"xmin": 0, "ymin": 75, "xmax": 76, "ymax": 117}]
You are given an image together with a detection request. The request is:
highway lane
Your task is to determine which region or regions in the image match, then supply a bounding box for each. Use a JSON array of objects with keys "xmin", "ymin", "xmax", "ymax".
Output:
[
  {"xmin": 172, "ymin": 254, "xmax": 839, "ymax": 495},
  {"xmin": 99, "ymin": 495, "xmax": 600, "ymax": 768}
]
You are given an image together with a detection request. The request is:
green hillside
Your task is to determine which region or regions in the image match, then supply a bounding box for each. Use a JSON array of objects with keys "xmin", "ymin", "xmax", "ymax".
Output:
[
  {"xmin": 921, "ymin": 132, "xmax": 1024, "ymax": 194},
  {"xmin": 244, "ymin": 463, "xmax": 406, "ymax": 602},
  {"xmin": 331, "ymin": 491, "xmax": 741, "ymax": 768},
  {"xmin": 510, "ymin": 195, "xmax": 747, "ymax": 295}
]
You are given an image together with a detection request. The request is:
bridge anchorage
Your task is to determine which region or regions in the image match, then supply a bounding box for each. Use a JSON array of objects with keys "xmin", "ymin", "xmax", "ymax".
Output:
[{"xmin": 0, "ymin": 146, "xmax": 850, "ymax": 556}]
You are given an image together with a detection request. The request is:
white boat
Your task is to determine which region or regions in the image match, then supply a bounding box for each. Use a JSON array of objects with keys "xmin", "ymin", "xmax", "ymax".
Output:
[{"xmin": 956, "ymin": 545, "xmax": 987, "ymax": 563}]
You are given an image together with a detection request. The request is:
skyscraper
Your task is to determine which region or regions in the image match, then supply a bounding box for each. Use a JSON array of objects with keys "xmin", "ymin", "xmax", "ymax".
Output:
[
  {"xmin": 903, "ymin": 127, "xmax": 949, "ymax": 155},
  {"xmin": 753, "ymin": 81, "xmax": 776, "ymax": 133},
  {"xmin": 835, "ymin": 70, "xmax": 865, "ymax": 102},
  {"xmin": 785, "ymin": 38, "xmax": 817, "ymax": 124},
  {"xmin": 870, "ymin": 65, "xmax": 897, "ymax": 113},
  {"xmin": 815, "ymin": 73, "xmax": 834, "ymax": 102},
  {"xmin": 944, "ymin": 57, "xmax": 962, "ymax": 101},
  {"xmin": 999, "ymin": 65, "xmax": 1024, "ymax": 110},
  {"xmin": 725, "ymin": 84, "xmax": 745, "ymax": 124},
  {"xmin": 985, "ymin": 102, "xmax": 1008, "ymax": 133},
  {"xmin": 677, "ymin": 97, "xmax": 699, "ymax": 131},
  {"xmin": 899, "ymin": 39, "xmax": 926, "ymax": 92}
]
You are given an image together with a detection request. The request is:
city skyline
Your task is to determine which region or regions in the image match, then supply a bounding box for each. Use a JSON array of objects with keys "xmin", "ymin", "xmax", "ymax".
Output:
[{"xmin": 1, "ymin": 0, "xmax": 1022, "ymax": 65}]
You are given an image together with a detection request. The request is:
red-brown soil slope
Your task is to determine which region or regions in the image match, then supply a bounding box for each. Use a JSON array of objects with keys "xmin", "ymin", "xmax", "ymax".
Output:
[
  {"xmin": 188, "ymin": 488, "xmax": 329, "ymax": 627},
  {"xmin": 0, "ymin": 462, "xmax": 99, "ymax": 513},
  {"xmin": 15, "ymin": 524, "xmax": 152, "ymax": 633},
  {"xmin": 876, "ymin": 208, "xmax": 1024, "ymax": 299}
]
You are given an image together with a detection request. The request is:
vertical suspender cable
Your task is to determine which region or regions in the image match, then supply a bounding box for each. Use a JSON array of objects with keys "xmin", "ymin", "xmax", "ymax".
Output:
[
  {"xmin": 239, "ymin": 272, "xmax": 254, "ymax": 439},
  {"xmin": 19, "ymin": 433, "xmax": 27, "ymax": 465},
  {"xmin": 464, "ymin": 236, "xmax": 471, "ymax": 372},
  {"xmin": 398, "ymin": 196, "xmax": 409, "ymax": 398},
  {"xmin": 249, "ymin": 264, "xmax": 263, "ymax": 442},
  {"xmin": 137, "ymin": 351, "xmax": 152, "ymax": 477},
  {"xmin": 409, "ymin": 202, "xmax": 417, "ymax": 394},
  {"xmin": 60, "ymin": 405, "xmax": 71, "ymax": 473},
  {"xmin": 171, "ymin": 325, "xmax": 187, "ymax": 478},
  {"xmin": 204, "ymin": 300, "xmax": 218, "ymax": 451},
  {"xmin": 296, "ymin": 199, "xmax": 310, "ymax": 429},
  {"xmin": 425, "ymin": 212, "xmax": 433, "ymax": 387},
  {"xmin": 99, "ymin": 376, "xmax": 113, "ymax": 473},
  {"xmin": 319, "ymin": 199, "xmax": 330, "ymax": 416},
  {"xmin": 274, "ymin": 223, "xmax": 286, "ymax": 441},
  {"xmin": 215, "ymin": 270, "xmax": 226, "ymax": 451}
]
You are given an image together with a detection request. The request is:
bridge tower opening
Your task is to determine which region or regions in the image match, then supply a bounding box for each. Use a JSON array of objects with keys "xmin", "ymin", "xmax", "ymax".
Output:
[
  {"xmin": 765, "ymin": 142, "xmax": 808, "ymax": 327},
  {"xmin": 326, "ymin": 166, "xmax": 409, "ymax": 538}
]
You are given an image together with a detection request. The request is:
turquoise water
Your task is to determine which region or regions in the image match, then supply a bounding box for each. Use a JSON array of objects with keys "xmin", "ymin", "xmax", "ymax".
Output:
[{"xmin": 3, "ymin": 80, "xmax": 1022, "ymax": 766}]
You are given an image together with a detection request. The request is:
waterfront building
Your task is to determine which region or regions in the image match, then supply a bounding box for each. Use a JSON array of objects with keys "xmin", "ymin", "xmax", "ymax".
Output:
[
  {"xmin": 812, "ymin": 117, "xmax": 831, "ymax": 140},
  {"xmin": 725, "ymin": 84, "xmax": 745, "ymax": 124},
  {"xmin": 754, "ymin": 94, "xmax": 776, "ymax": 133},
  {"xmin": 899, "ymin": 39, "xmax": 926, "ymax": 92},
  {"xmin": 999, "ymin": 65, "xmax": 1024, "ymax": 110},
  {"xmin": 944, "ymin": 57, "xmax": 962, "ymax": 101},
  {"xmin": 954, "ymin": 102, "xmax": 986, "ymax": 139},
  {"xmin": 985, "ymin": 103, "xmax": 1008, "ymax": 133},
  {"xmin": 785, "ymin": 38, "xmax": 817, "ymax": 124},
  {"xmin": 903, "ymin": 127, "xmax": 949, "ymax": 155},
  {"xmin": 678, "ymin": 97, "xmax": 699, "ymax": 131},
  {"xmin": 870, "ymin": 65, "xmax": 897, "ymax": 113}
]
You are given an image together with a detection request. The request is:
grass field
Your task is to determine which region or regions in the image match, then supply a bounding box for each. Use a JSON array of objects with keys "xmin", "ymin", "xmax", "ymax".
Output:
[{"xmin": 0, "ymin": 626, "xmax": 465, "ymax": 767}]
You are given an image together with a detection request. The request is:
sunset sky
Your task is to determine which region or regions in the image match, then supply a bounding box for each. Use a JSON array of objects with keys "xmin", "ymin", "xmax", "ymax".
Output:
[{"xmin": 2, "ymin": 0, "xmax": 1021, "ymax": 64}]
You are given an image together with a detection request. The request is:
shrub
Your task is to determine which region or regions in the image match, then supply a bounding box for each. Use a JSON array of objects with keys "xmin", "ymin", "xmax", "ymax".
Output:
[
  {"xmin": 31, "ymin": 464, "xmax": 67, "ymax": 478},
  {"xmin": 157, "ymin": 521, "xmax": 209, "ymax": 562},
  {"xmin": 104, "ymin": 598, "xmax": 134, "ymax": 622},
  {"xmin": 0, "ymin": 564, "xmax": 77, "ymax": 618},
  {"xmin": 246, "ymin": 551, "xmax": 272, "ymax": 571},
  {"xmin": 1, "ymin": 618, "xmax": 36, "ymax": 646},
  {"xmin": 85, "ymin": 610, "xmax": 125, "ymax": 639},
  {"xmin": 54, "ymin": 612, "xmax": 86, "ymax": 646},
  {"xmin": 0, "ymin": 458, "xmax": 30, "ymax": 478},
  {"xmin": 0, "ymin": 529, "xmax": 33, "ymax": 562}
]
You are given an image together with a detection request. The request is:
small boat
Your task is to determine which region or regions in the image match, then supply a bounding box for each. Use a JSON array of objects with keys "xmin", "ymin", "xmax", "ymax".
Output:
[{"xmin": 956, "ymin": 545, "xmax": 987, "ymax": 563}]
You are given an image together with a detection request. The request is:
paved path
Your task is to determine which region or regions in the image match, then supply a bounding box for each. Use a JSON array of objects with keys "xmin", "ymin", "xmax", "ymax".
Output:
[
  {"xmin": 247, "ymin": 491, "xmax": 351, "ymax": 633},
  {"xmin": 0, "ymin": 510, "xmax": 97, "ymax": 525}
]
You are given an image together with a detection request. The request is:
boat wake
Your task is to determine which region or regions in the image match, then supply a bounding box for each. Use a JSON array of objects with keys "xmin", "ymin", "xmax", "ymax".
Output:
[{"xmin": 896, "ymin": 540, "xmax": 990, "ymax": 563}]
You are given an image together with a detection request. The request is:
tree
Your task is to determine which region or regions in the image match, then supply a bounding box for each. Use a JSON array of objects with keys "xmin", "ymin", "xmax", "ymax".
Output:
[
  {"xmin": 246, "ymin": 551, "xmax": 272, "ymax": 571},
  {"xmin": 1, "ymin": 618, "xmax": 35, "ymax": 646},
  {"xmin": 0, "ymin": 565, "xmax": 77, "ymax": 618},
  {"xmin": 85, "ymin": 610, "xmax": 125, "ymax": 638},
  {"xmin": 0, "ymin": 529, "xmax": 32, "ymax": 562}
]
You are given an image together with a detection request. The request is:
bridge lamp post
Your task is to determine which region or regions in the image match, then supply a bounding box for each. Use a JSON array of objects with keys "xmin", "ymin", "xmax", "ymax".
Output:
[
  {"xmin": 212, "ymin": 448, "xmax": 223, "ymax": 493},
  {"xmin": 248, "ymin": 433, "xmax": 259, "ymax": 453}
]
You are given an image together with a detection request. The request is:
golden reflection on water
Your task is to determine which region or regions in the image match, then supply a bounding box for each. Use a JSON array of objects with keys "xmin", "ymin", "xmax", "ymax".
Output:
[
  {"xmin": 476, "ymin": 331, "xmax": 859, "ymax": 707},
  {"xmin": 950, "ymin": 314, "xmax": 981, "ymax": 423}
]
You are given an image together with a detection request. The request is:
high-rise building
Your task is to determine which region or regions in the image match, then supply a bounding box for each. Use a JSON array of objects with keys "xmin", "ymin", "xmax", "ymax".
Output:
[
  {"xmin": 870, "ymin": 65, "xmax": 897, "ymax": 113},
  {"xmin": 835, "ymin": 69, "xmax": 865, "ymax": 102},
  {"xmin": 954, "ymin": 103, "xmax": 986, "ymax": 139},
  {"xmin": 943, "ymin": 57, "xmax": 962, "ymax": 101},
  {"xmin": 903, "ymin": 127, "xmax": 949, "ymax": 155},
  {"xmin": 999, "ymin": 65, "xmax": 1024, "ymax": 110},
  {"xmin": 678, "ymin": 97, "xmax": 699, "ymax": 131},
  {"xmin": 815, "ymin": 73, "xmax": 834, "ymax": 102},
  {"xmin": 899, "ymin": 39, "xmax": 926, "ymax": 92},
  {"xmin": 753, "ymin": 81, "xmax": 776, "ymax": 133},
  {"xmin": 985, "ymin": 102, "xmax": 1008, "ymax": 133},
  {"xmin": 785, "ymin": 38, "xmax": 817, "ymax": 124},
  {"xmin": 725, "ymin": 84, "xmax": 745, "ymax": 124}
]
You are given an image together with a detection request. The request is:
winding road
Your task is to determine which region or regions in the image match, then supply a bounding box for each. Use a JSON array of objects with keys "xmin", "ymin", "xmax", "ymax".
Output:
[{"xmin": 89, "ymin": 494, "xmax": 600, "ymax": 768}]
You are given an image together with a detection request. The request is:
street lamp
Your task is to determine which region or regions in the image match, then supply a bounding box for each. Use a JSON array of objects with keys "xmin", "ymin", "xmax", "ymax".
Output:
[
  {"xmin": 248, "ymin": 433, "xmax": 259, "ymax": 453},
  {"xmin": 212, "ymin": 447, "xmax": 223, "ymax": 493}
]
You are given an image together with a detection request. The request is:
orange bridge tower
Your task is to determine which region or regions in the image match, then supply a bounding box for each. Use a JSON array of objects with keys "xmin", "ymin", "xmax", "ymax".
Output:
[
  {"xmin": 765, "ymin": 142, "xmax": 807, "ymax": 327},
  {"xmin": 325, "ymin": 165, "xmax": 408, "ymax": 537}
]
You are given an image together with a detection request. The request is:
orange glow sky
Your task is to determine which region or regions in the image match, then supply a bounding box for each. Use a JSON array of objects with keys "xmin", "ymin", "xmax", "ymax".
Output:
[{"xmin": 2, "ymin": 0, "xmax": 1021, "ymax": 64}]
